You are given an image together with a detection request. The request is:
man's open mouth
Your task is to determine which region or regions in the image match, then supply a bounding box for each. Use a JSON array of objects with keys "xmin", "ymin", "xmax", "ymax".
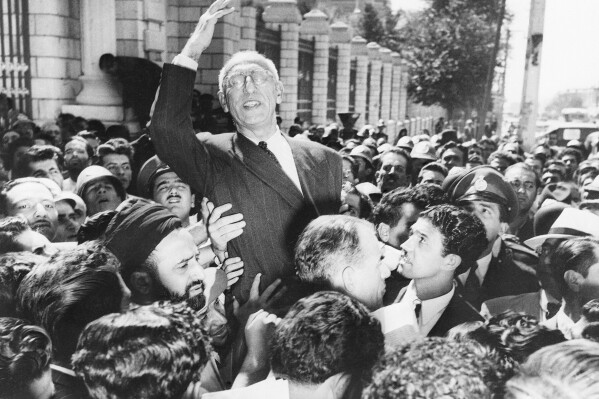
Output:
[{"xmin": 243, "ymin": 100, "xmax": 261, "ymax": 109}]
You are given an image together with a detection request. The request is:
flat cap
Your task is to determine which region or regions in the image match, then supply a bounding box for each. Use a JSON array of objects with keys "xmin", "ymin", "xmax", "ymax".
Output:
[{"xmin": 137, "ymin": 155, "xmax": 172, "ymax": 199}]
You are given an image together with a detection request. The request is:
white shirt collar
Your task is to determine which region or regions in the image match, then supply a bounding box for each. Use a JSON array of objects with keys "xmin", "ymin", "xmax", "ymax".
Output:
[{"xmin": 402, "ymin": 280, "xmax": 455, "ymax": 336}]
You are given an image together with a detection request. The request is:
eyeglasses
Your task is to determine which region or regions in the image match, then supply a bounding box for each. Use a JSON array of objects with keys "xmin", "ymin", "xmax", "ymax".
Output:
[
  {"xmin": 224, "ymin": 69, "xmax": 273, "ymax": 90},
  {"xmin": 509, "ymin": 180, "xmax": 535, "ymax": 190}
]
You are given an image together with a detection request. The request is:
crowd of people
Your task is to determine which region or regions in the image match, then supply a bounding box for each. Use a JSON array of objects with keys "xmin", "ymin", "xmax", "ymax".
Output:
[{"xmin": 1, "ymin": 0, "xmax": 599, "ymax": 398}]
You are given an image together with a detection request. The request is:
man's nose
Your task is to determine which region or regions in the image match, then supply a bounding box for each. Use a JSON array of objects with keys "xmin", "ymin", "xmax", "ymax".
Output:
[
  {"xmin": 244, "ymin": 76, "xmax": 257, "ymax": 93},
  {"xmin": 33, "ymin": 203, "xmax": 49, "ymax": 218},
  {"xmin": 189, "ymin": 256, "xmax": 206, "ymax": 281}
]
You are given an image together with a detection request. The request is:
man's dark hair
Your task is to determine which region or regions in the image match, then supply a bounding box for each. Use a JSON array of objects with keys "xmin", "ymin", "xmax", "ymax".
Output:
[
  {"xmin": 72, "ymin": 303, "xmax": 211, "ymax": 399},
  {"xmin": 99, "ymin": 53, "xmax": 116, "ymax": 71},
  {"xmin": 270, "ymin": 291, "xmax": 384, "ymax": 386},
  {"xmin": 0, "ymin": 216, "xmax": 30, "ymax": 255},
  {"xmin": 295, "ymin": 215, "xmax": 371, "ymax": 286},
  {"xmin": 379, "ymin": 147, "xmax": 413, "ymax": 175},
  {"xmin": 551, "ymin": 237, "xmax": 599, "ymax": 294},
  {"xmin": 0, "ymin": 252, "xmax": 46, "ymax": 317},
  {"xmin": 6, "ymin": 136, "xmax": 34, "ymax": 170},
  {"xmin": 97, "ymin": 138, "xmax": 134, "ymax": 165},
  {"xmin": 66, "ymin": 136, "xmax": 94, "ymax": 159},
  {"xmin": 12, "ymin": 144, "xmax": 63, "ymax": 180},
  {"xmin": 418, "ymin": 162, "xmax": 448, "ymax": 181},
  {"xmin": 0, "ymin": 317, "xmax": 53, "ymax": 398},
  {"xmin": 558, "ymin": 147, "xmax": 583, "ymax": 165},
  {"xmin": 17, "ymin": 241, "xmax": 124, "ymax": 365},
  {"xmin": 488, "ymin": 150, "xmax": 518, "ymax": 167},
  {"xmin": 87, "ymin": 119, "xmax": 107, "ymax": 141},
  {"xmin": 363, "ymin": 337, "xmax": 499, "ymax": 399},
  {"xmin": 343, "ymin": 185, "xmax": 373, "ymax": 219},
  {"xmin": 583, "ymin": 298, "xmax": 599, "ymax": 323},
  {"xmin": 419, "ymin": 204, "xmax": 488, "ymax": 275},
  {"xmin": 370, "ymin": 184, "xmax": 448, "ymax": 228}
]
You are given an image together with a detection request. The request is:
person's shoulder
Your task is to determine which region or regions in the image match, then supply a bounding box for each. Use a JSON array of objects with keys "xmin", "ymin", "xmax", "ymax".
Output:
[{"xmin": 290, "ymin": 137, "xmax": 341, "ymax": 160}]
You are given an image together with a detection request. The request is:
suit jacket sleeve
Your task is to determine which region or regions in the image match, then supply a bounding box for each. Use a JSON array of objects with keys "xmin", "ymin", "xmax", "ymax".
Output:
[{"xmin": 149, "ymin": 63, "xmax": 215, "ymax": 197}]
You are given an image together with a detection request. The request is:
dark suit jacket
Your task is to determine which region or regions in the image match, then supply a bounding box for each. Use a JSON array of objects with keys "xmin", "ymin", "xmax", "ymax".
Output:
[
  {"xmin": 150, "ymin": 64, "xmax": 343, "ymax": 302},
  {"xmin": 457, "ymin": 239, "xmax": 540, "ymax": 310},
  {"xmin": 395, "ymin": 285, "xmax": 483, "ymax": 338}
]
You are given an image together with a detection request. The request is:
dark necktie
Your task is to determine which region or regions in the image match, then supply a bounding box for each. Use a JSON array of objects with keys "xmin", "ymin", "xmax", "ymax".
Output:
[
  {"xmin": 546, "ymin": 302, "xmax": 561, "ymax": 320},
  {"xmin": 258, "ymin": 141, "xmax": 281, "ymax": 167},
  {"xmin": 463, "ymin": 265, "xmax": 481, "ymax": 308},
  {"xmin": 414, "ymin": 300, "xmax": 422, "ymax": 325}
]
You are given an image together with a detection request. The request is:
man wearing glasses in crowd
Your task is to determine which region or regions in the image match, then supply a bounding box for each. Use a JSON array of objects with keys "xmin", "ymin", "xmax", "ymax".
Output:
[{"xmin": 150, "ymin": 0, "xmax": 343, "ymax": 303}]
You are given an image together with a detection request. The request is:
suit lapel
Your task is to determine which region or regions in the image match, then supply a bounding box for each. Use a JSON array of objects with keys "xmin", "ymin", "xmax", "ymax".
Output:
[
  {"xmin": 287, "ymin": 138, "xmax": 322, "ymax": 215},
  {"xmin": 429, "ymin": 292, "xmax": 483, "ymax": 337},
  {"xmin": 231, "ymin": 133, "xmax": 304, "ymax": 209}
]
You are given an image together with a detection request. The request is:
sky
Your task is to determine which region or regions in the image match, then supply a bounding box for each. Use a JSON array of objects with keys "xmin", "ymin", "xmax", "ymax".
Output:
[{"xmin": 390, "ymin": 0, "xmax": 599, "ymax": 110}]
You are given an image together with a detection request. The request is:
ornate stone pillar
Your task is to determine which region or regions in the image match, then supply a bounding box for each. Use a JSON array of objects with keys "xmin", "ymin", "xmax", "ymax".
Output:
[
  {"xmin": 366, "ymin": 42, "xmax": 381, "ymax": 126},
  {"xmin": 379, "ymin": 47, "xmax": 392, "ymax": 123},
  {"xmin": 300, "ymin": 9, "xmax": 329, "ymax": 126},
  {"xmin": 351, "ymin": 36, "xmax": 368, "ymax": 129},
  {"xmin": 62, "ymin": 0, "xmax": 124, "ymax": 126},
  {"xmin": 263, "ymin": 0, "xmax": 302, "ymax": 131},
  {"xmin": 330, "ymin": 21, "xmax": 351, "ymax": 117}
]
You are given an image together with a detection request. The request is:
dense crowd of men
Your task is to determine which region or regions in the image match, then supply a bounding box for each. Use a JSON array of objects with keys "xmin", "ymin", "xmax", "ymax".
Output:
[{"xmin": 1, "ymin": 0, "xmax": 599, "ymax": 398}]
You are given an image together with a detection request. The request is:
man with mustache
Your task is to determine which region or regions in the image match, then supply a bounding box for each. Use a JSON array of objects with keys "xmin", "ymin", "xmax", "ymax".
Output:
[
  {"xmin": 137, "ymin": 155, "xmax": 196, "ymax": 227},
  {"xmin": 0, "ymin": 178, "xmax": 58, "ymax": 241},
  {"xmin": 62, "ymin": 137, "xmax": 93, "ymax": 193},
  {"xmin": 375, "ymin": 148, "xmax": 412, "ymax": 194}
]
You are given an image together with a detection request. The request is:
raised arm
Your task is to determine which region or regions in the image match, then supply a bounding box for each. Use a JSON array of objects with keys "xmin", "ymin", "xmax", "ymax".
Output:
[{"xmin": 149, "ymin": 0, "xmax": 234, "ymax": 196}]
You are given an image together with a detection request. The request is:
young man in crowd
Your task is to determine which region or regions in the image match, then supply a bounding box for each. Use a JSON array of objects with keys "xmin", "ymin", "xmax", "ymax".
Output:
[
  {"xmin": 0, "ymin": 216, "xmax": 56, "ymax": 256},
  {"xmin": 0, "ymin": 178, "xmax": 58, "ymax": 242},
  {"xmin": 137, "ymin": 155, "xmax": 197, "ymax": 227},
  {"xmin": 444, "ymin": 166, "xmax": 539, "ymax": 309},
  {"xmin": 394, "ymin": 205, "xmax": 487, "ymax": 339},
  {"xmin": 12, "ymin": 145, "xmax": 64, "ymax": 189},
  {"xmin": 53, "ymin": 192, "xmax": 86, "ymax": 242},
  {"xmin": 76, "ymin": 165, "xmax": 126, "ymax": 217},
  {"xmin": 504, "ymin": 163, "xmax": 539, "ymax": 241},
  {"xmin": 416, "ymin": 162, "xmax": 448, "ymax": 187},
  {"xmin": 96, "ymin": 138, "xmax": 135, "ymax": 194}
]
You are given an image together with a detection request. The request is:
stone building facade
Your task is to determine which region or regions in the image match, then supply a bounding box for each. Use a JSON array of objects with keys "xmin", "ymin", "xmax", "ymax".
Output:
[{"xmin": 3, "ymin": 0, "xmax": 446, "ymax": 141}]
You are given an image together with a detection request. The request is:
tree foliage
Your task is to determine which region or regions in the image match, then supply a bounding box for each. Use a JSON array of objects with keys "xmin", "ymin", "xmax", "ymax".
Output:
[
  {"xmin": 359, "ymin": 3, "xmax": 386, "ymax": 43},
  {"xmin": 394, "ymin": 0, "xmax": 500, "ymax": 117}
]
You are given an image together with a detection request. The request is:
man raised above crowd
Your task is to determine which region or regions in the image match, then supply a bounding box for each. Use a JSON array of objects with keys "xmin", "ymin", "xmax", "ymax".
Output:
[{"xmin": 150, "ymin": 0, "xmax": 342, "ymax": 302}]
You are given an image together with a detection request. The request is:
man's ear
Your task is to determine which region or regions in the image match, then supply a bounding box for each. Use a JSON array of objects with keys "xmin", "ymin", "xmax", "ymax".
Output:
[
  {"xmin": 275, "ymin": 81, "xmax": 284, "ymax": 104},
  {"xmin": 317, "ymin": 372, "xmax": 352, "ymax": 398},
  {"xmin": 564, "ymin": 270, "xmax": 584, "ymax": 292},
  {"xmin": 341, "ymin": 266, "xmax": 356, "ymax": 294},
  {"xmin": 217, "ymin": 91, "xmax": 228, "ymax": 113},
  {"xmin": 377, "ymin": 223, "xmax": 390, "ymax": 243},
  {"xmin": 129, "ymin": 271, "xmax": 153, "ymax": 296},
  {"xmin": 441, "ymin": 254, "xmax": 462, "ymax": 272},
  {"xmin": 190, "ymin": 193, "xmax": 196, "ymax": 209}
]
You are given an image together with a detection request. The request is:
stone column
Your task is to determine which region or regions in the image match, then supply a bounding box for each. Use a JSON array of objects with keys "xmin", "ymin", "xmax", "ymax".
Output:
[
  {"xmin": 62, "ymin": 0, "xmax": 124, "ymax": 126},
  {"xmin": 351, "ymin": 36, "xmax": 368, "ymax": 129},
  {"xmin": 263, "ymin": 0, "xmax": 302, "ymax": 131},
  {"xmin": 379, "ymin": 47, "xmax": 392, "ymax": 123},
  {"xmin": 366, "ymin": 42, "xmax": 381, "ymax": 126},
  {"xmin": 399, "ymin": 61, "xmax": 409, "ymax": 120},
  {"xmin": 300, "ymin": 9, "xmax": 329, "ymax": 126},
  {"xmin": 390, "ymin": 52, "xmax": 401, "ymax": 122},
  {"xmin": 330, "ymin": 21, "xmax": 351, "ymax": 117},
  {"xmin": 239, "ymin": 6, "xmax": 257, "ymax": 51},
  {"xmin": 28, "ymin": 0, "xmax": 81, "ymax": 122}
]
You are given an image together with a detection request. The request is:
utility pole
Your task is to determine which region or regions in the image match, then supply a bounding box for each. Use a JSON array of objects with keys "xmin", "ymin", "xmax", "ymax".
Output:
[{"xmin": 519, "ymin": 0, "xmax": 547, "ymax": 151}]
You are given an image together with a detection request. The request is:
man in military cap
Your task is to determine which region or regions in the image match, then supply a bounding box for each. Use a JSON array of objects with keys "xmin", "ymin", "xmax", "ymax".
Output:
[{"xmin": 443, "ymin": 165, "xmax": 539, "ymax": 309}]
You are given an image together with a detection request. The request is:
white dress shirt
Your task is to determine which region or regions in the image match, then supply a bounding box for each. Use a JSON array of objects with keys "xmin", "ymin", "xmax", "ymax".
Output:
[{"xmin": 398, "ymin": 280, "xmax": 456, "ymax": 336}]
